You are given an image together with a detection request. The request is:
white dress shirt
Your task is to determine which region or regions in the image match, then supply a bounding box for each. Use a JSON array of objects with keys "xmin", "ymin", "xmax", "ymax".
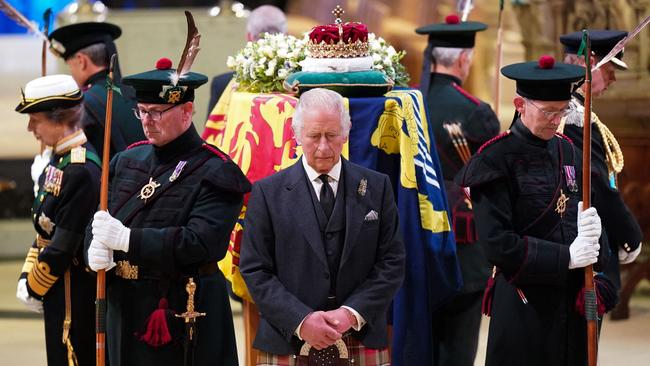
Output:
[{"xmin": 302, "ymin": 157, "xmax": 341, "ymax": 199}]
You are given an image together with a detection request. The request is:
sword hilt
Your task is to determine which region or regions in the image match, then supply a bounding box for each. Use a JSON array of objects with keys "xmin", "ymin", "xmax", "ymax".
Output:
[{"xmin": 176, "ymin": 277, "xmax": 207, "ymax": 323}]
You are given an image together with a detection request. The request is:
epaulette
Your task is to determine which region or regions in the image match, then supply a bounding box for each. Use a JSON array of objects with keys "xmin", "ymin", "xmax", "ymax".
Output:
[
  {"xmin": 55, "ymin": 149, "xmax": 101, "ymax": 169},
  {"xmin": 126, "ymin": 140, "xmax": 151, "ymax": 150},
  {"xmin": 202, "ymin": 143, "xmax": 229, "ymax": 162},
  {"xmin": 452, "ymin": 83, "xmax": 480, "ymax": 106},
  {"xmin": 554, "ymin": 132, "xmax": 574, "ymax": 145},
  {"xmin": 477, "ymin": 130, "xmax": 511, "ymax": 154}
]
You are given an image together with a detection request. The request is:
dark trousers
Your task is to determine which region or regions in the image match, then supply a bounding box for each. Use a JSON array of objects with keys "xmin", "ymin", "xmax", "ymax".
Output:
[
  {"xmin": 43, "ymin": 264, "xmax": 96, "ymax": 366},
  {"xmin": 432, "ymin": 291, "xmax": 483, "ymax": 366}
]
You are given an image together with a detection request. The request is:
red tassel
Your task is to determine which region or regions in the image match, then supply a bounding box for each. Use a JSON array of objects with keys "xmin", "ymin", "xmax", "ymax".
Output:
[
  {"xmin": 482, "ymin": 275, "xmax": 496, "ymax": 316},
  {"xmin": 575, "ymin": 287, "xmax": 606, "ymax": 318},
  {"xmin": 138, "ymin": 298, "xmax": 173, "ymax": 347}
]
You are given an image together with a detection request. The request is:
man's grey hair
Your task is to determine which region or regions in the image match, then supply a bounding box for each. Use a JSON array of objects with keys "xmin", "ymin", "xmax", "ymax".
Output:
[
  {"xmin": 431, "ymin": 47, "xmax": 473, "ymax": 67},
  {"xmin": 247, "ymin": 5, "xmax": 287, "ymax": 40},
  {"xmin": 292, "ymin": 88, "xmax": 351, "ymax": 143},
  {"xmin": 75, "ymin": 43, "xmax": 108, "ymax": 67}
]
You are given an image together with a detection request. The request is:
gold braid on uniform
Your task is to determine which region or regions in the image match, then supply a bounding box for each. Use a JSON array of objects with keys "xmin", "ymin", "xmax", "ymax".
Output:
[
  {"xmin": 561, "ymin": 96, "xmax": 625, "ymax": 175},
  {"xmin": 21, "ymin": 248, "xmax": 39, "ymax": 274},
  {"xmin": 593, "ymin": 114, "xmax": 624, "ymax": 174}
]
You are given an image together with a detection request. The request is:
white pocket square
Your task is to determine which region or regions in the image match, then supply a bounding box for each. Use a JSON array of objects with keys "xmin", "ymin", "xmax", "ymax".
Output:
[{"xmin": 364, "ymin": 210, "xmax": 379, "ymax": 221}]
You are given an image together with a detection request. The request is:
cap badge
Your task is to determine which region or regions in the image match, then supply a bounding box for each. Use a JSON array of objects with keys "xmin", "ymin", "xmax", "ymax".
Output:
[{"xmin": 159, "ymin": 85, "xmax": 187, "ymax": 104}]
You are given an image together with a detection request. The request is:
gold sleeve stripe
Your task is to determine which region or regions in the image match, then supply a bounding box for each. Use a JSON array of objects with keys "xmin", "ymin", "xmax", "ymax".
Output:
[
  {"xmin": 20, "ymin": 249, "xmax": 40, "ymax": 274},
  {"xmin": 27, "ymin": 261, "xmax": 59, "ymax": 296},
  {"xmin": 21, "ymin": 258, "xmax": 37, "ymax": 274},
  {"xmin": 33, "ymin": 262, "xmax": 57, "ymax": 283}
]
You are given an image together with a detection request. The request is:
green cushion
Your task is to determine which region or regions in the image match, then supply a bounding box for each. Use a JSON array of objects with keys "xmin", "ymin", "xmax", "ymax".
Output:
[{"xmin": 284, "ymin": 70, "xmax": 394, "ymax": 97}]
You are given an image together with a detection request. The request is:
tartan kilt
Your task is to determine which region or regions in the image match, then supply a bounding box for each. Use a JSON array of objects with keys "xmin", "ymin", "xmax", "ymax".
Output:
[{"xmin": 256, "ymin": 334, "xmax": 390, "ymax": 366}]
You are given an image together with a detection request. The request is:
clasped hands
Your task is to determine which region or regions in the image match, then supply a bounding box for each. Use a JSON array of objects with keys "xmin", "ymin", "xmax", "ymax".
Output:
[{"xmin": 299, "ymin": 308, "xmax": 357, "ymax": 350}]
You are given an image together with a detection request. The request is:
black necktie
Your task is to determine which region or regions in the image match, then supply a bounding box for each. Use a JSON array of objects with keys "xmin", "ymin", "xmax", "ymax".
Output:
[{"xmin": 318, "ymin": 174, "xmax": 334, "ymax": 218}]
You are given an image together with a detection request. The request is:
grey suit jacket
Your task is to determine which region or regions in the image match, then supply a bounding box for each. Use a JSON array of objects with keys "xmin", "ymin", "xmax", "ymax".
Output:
[{"xmin": 240, "ymin": 158, "xmax": 405, "ymax": 355}]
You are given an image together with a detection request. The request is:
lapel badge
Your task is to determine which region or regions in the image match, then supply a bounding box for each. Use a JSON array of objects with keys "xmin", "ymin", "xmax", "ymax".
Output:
[
  {"xmin": 357, "ymin": 178, "xmax": 367, "ymax": 197},
  {"xmin": 43, "ymin": 165, "xmax": 64, "ymax": 197},
  {"xmin": 139, "ymin": 177, "xmax": 161, "ymax": 202},
  {"xmin": 70, "ymin": 146, "xmax": 86, "ymax": 164},
  {"xmin": 169, "ymin": 160, "xmax": 188, "ymax": 182},
  {"xmin": 38, "ymin": 213, "xmax": 55, "ymax": 235}
]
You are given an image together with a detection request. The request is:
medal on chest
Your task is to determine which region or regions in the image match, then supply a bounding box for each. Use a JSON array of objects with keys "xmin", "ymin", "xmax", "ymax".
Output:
[
  {"xmin": 139, "ymin": 177, "xmax": 161, "ymax": 202},
  {"xmin": 43, "ymin": 165, "xmax": 64, "ymax": 197},
  {"xmin": 555, "ymin": 189, "xmax": 569, "ymax": 217},
  {"xmin": 563, "ymin": 165, "xmax": 578, "ymax": 193},
  {"xmin": 169, "ymin": 160, "xmax": 187, "ymax": 182}
]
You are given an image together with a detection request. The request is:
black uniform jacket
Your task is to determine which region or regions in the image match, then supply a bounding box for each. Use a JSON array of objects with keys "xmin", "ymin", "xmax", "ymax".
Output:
[
  {"xmin": 455, "ymin": 119, "xmax": 609, "ymax": 366},
  {"xmin": 426, "ymin": 72, "xmax": 500, "ymax": 292},
  {"xmin": 82, "ymin": 70, "xmax": 145, "ymax": 159},
  {"xmin": 85, "ymin": 124, "xmax": 251, "ymax": 366},
  {"xmin": 563, "ymin": 93, "xmax": 642, "ymax": 289}
]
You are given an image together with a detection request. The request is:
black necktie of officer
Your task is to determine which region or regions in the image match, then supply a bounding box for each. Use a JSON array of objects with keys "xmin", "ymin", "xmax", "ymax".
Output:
[{"xmin": 318, "ymin": 174, "xmax": 334, "ymax": 218}]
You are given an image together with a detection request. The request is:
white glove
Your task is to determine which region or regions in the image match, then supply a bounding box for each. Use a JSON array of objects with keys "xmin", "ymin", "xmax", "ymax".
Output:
[
  {"xmin": 619, "ymin": 242, "xmax": 642, "ymax": 265},
  {"xmin": 577, "ymin": 201, "xmax": 601, "ymax": 241},
  {"xmin": 88, "ymin": 240, "xmax": 116, "ymax": 272},
  {"xmin": 92, "ymin": 210, "xmax": 130, "ymax": 252},
  {"xmin": 569, "ymin": 236, "xmax": 600, "ymax": 269},
  {"xmin": 31, "ymin": 148, "xmax": 52, "ymax": 197},
  {"xmin": 16, "ymin": 278, "xmax": 43, "ymax": 313}
]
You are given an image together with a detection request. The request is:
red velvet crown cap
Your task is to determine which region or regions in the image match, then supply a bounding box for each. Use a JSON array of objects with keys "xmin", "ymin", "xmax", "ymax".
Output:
[{"xmin": 309, "ymin": 22, "xmax": 368, "ymax": 44}]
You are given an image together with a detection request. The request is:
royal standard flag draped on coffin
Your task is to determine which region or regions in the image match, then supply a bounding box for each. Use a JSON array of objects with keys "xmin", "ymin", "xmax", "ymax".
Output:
[{"xmin": 203, "ymin": 88, "xmax": 462, "ymax": 365}]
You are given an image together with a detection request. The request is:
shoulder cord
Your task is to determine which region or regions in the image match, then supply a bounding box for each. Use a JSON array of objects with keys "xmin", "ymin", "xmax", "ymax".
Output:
[{"xmin": 592, "ymin": 113, "xmax": 624, "ymax": 175}]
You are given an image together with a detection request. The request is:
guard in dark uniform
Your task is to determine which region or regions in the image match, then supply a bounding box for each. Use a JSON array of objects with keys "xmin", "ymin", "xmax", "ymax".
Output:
[
  {"xmin": 559, "ymin": 30, "xmax": 643, "ymax": 291},
  {"xmin": 85, "ymin": 56, "xmax": 251, "ymax": 366},
  {"xmin": 15, "ymin": 74, "xmax": 101, "ymax": 366},
  {"xmin": 456, "ymin": 57, "xmax": 615, "ymax": 366},
  {"xmin": 416, "ymin": 14, "xmax": 500, "ymax": 366},
  {"xmin": 49, "ymin": 22, "xmax": 145, "ymax": 159}
]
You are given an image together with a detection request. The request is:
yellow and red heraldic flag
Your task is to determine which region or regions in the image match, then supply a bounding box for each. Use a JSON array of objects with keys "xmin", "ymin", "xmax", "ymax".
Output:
[{"xmin": 204, "ymin": 90, "xmax": 301, "ymax": 301}]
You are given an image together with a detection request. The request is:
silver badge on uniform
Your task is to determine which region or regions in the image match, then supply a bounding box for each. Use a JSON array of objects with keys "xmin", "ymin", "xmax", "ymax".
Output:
[{"xmin": 38, "ymin": 213, "xmax": 55, "ymax": 235}]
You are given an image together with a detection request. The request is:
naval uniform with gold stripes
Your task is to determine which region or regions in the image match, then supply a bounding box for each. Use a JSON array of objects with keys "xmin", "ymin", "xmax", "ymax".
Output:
[{"xmin": 19, "ymin": 130, "xmax": 101, "ymax": 366}]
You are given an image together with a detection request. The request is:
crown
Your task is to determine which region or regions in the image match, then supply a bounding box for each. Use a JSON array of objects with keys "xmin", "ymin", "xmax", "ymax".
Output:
[{"xmin": 306, "ymin": 5, "xmax": 369, "ymax": 58}]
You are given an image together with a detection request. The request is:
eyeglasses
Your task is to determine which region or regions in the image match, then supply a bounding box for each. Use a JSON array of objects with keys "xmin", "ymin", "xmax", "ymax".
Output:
[
  {"xmin": 525, "ymin": 99, "xmax": 570, "ymax": 120},
  {"xmin": 133, "ymin": 104, "xmax": 178, "ymax": 122}
]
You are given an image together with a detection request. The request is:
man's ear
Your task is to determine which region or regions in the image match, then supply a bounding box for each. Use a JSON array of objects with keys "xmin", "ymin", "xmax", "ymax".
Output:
[
  {"xmin": 182, "ymin": 102, "xmax": 194, "ymax": 121},
  {"xmin": 456, "ymin": 51, "xmax": 467, "ymax": 69},
  {"xmin": 76, "ymin": 53, "xmax": 88, "ymax": 71},
  {"xmin": 183, "ymin": 101, "xmax": 193, "ymax": 113},
  {"xmin": 513, "ymin": 96, "xmax": 525, "ymax": 115}
]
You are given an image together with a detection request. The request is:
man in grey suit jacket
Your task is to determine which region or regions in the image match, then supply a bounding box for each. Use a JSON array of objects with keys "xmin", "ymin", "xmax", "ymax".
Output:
[{"xmin": 240, "ymin": 88, "xmax": 405, "ymax": 365}]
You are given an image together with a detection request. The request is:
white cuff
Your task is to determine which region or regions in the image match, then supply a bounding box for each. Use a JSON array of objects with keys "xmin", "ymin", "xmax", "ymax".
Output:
[
  {"xmin": 295, "ymin": 314, "xmax": 310, "ymax": 340},
  {"xmin": 341, "ymin": 306, "xmax": 366, "ymax": 331}
]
